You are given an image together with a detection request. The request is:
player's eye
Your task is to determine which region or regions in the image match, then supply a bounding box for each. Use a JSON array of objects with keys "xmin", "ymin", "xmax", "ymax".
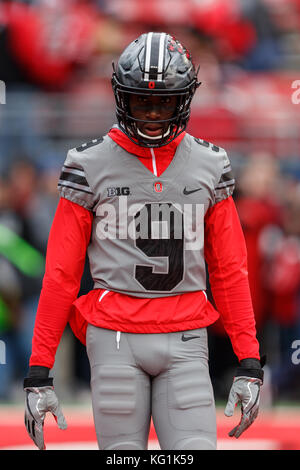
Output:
[{"xmin": 138, "ymin": 96, "xmax": 149, "ymax": 104}]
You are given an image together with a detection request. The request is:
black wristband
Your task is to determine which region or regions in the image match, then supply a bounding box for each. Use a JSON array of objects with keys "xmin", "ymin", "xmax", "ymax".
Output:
[
  {"xmin": 27, "ymin": 366, "xmax": 50, "ymax": 378},
  {"xmin": 235, "ymin": 367, "xmax": 264, "ymax": 382},
  {"xmin": 239, "ymin": 358, "xmax": 262, "ymax": 369},
  {"xmin": 237, "ymin": 356, "xmax": 266, "ymax": 383},
  {"xmin": 24, "ymin": 377, "xmax": 54, "ymax": 388}
]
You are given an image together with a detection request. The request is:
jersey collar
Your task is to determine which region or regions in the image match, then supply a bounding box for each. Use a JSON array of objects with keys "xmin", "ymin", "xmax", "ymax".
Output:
[{"xmin": 108, "ymin": 125, "xmax": 186, "ymax": 159}]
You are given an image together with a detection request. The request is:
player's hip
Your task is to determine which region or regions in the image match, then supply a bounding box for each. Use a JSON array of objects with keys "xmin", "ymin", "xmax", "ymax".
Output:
[{"xmin": 86, "ymin": 324, "xmax": 210, "ymax": 377}]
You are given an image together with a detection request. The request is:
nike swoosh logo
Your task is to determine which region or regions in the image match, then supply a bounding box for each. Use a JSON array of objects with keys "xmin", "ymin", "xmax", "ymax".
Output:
[
  {"xmin": 183, "ymin": 187, "xmax": 203, "ymax": 195},
  {"xmin": 181, "ymin": 334, "xmax": 201, "ymax": 342}
]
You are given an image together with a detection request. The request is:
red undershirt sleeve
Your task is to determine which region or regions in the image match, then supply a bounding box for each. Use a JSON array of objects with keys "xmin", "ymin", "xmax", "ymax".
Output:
[
  {"xmin": 29, "ymin": 197, "xmax": 93, "ymax": 369},
  {"xmin": 204, "ymin": 196, "xmax": 260, "ymax": 361}
]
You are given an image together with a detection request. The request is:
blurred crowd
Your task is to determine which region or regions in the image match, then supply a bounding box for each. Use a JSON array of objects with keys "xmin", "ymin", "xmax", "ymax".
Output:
[{"xmin": 0, "ymin": 0, "xmax": 300, "ymax": 404}]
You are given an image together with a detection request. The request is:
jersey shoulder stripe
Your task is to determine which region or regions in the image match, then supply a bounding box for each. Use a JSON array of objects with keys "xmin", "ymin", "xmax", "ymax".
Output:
[
  {"xmin": 58, "ymin": 165, "xmax": 92, "ymax": 192},
  {"xmin": 216, "ymin": 163, "xmax": 235, "ymax": 188},
  {"xmin": 57, "ymin": 145, "xmax": 98, "ymax": 210},
  {"xmin": 214, "ymin": 150, "xmax": 235, "ymax": 203}
]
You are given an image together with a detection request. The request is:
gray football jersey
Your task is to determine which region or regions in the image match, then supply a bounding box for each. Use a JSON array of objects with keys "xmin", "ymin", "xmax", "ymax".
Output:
[{"xmin": 58, "ymin": 132, "xmax": 235, "ymax": 297}]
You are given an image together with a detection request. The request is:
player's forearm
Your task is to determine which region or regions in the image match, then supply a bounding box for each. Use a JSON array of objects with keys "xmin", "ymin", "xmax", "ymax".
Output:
[
  {"xmin": 210, "ymin": 275, "xmax": 260, "ymax": 360},
  {"xmin": 29, "ymin": 276, "xmax": 79, "ymax": 369},
  {"xmin": 29, "ymin": 198, "xmax": 93, "ymax": 369},
  {"xmin": 204, "ymin": 196, "xmax": 260, "ymax": 361}
]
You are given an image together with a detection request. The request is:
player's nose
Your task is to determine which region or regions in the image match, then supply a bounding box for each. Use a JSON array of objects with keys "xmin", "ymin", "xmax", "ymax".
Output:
[{"xmin": 146, "ymin": 105, "xmax": 161, "ymax": 120}]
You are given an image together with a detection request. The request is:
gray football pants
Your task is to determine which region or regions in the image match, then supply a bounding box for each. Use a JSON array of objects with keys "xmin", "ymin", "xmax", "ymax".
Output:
[{"xmin": 86, "ymin": 324, "xmax": 217, "ymax": 450}]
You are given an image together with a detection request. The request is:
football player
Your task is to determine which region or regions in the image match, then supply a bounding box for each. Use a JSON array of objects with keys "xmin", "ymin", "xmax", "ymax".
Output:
[{"xmin": 24, "ymin": 32, "xmax": 264, "ymax": 450}]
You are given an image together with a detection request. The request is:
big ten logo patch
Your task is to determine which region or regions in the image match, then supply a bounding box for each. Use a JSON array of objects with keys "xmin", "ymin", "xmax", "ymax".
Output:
[{"xmin": 107, "ymin": 187, "xmax": 131, "ymax": 197}]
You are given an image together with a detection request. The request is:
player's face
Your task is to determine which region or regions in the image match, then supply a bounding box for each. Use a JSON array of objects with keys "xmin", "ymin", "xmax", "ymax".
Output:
[{"xmin": 129, "ymin": 94, "xmax": 177, "ymax": 138}]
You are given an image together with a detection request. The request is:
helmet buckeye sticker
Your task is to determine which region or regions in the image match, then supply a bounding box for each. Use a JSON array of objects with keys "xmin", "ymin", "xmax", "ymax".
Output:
[{"xmin": 154, "ymin": 181, "xmax": 163, "ymax": 193}]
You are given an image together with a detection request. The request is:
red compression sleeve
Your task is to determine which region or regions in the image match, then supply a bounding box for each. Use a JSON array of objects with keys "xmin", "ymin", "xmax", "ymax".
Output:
[
  {"xmin": 204, "ymin": 196, "xmax": 260, "ymax": 361},
  {"xmin": 29, "ymin": 198, "xmax": 93, "ymax": 369}
]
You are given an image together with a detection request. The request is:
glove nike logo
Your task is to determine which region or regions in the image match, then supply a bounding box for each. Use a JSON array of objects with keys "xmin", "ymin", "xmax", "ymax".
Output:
[
  {"xmin": 181, "ymin": 334, "xmax": 201, "ymax": 342},
  {"xmin": 183, "ymin": 187, "xmax": 203, "ymax": 195}
]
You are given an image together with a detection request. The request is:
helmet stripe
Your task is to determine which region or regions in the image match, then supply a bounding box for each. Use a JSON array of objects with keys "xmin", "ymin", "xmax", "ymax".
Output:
[
  {"xmin": 157, "ymin": 33, "xmax": 167, "ymax": 81},
  {"xmin": 149, "ymin": 33, "xmax": 162, "ymax": 80},
  {"xmin": 144, "ymin": 32, "xmax": 166, "ymax": 82},
  {"xmin": 144, "ymin": 32, "xmax": 153, "ymax": 81}
]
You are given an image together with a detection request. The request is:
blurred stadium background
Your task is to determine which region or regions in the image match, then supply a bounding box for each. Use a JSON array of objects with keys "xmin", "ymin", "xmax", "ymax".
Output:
[{"xmin": 0, "ymin": 0, "xmax": 300, "ymax": 450}]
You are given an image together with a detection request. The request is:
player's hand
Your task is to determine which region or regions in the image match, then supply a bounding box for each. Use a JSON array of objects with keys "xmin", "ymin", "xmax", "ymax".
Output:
[
  {"xmin": 224, "ymin": 357, "xmax": 265, "ymax": 438},
  {"xmin": 24, "ymin": 382, "xmax": 67, "ymax": 450},
  {"xmin": 224, "ymin": 376, "xmax": 262, "ymax": 438}
]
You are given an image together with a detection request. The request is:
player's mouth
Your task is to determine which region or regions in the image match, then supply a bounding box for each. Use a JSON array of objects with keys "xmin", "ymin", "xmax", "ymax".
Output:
[{"xmin": 143, "ymin": 124, "xmax": 164, "ymax": 137}]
